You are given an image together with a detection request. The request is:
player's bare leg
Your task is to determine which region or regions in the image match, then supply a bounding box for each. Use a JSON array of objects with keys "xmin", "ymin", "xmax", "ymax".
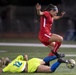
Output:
[
  {"xmin": 48, "ymin": 43, "xmax": 65, "ymax": 58},
  {"xmin": 48, "ymin": 34, "xmax": 63, "ymax": 57},
  {"xmin": 36, "ymin": 65, "xmax": 52, "ymax": 73},
  {"xmin": 37, "ymin": 58, "xmax": 68, "ymax": 73}
]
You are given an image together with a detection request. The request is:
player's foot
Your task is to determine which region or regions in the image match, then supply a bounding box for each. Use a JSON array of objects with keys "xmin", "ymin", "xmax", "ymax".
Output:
[
  {"xmin": 55, "ymin": 52, "xmax": 65, "ymax": 58},
  {"xmin": 58, "ymin": 58, "xmax": 68, "ymax": 63},
  {"xmin": 51, "ymin": 51, "xmax": 65, "ymax": 58}
]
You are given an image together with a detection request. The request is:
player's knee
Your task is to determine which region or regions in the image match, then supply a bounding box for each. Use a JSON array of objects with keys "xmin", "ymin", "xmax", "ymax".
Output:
[{"xmin": 57, "ymin": 36, "xmax": 63, "ymax": 43}]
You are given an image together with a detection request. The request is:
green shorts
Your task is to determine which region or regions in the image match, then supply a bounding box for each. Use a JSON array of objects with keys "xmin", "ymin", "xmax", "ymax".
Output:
[{"xmin": 28, "ymin": 58, "xmax": 42, "ymax": 72}]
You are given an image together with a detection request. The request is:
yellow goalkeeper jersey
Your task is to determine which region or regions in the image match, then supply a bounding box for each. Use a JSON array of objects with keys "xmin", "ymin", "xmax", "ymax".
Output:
[{"xmin": 3, "ymin": 55, "xmax": 26, "ymax": 73}]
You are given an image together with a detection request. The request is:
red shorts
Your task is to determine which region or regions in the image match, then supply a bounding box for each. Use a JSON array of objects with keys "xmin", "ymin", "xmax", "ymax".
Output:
[{"xmin": 39, "ymin": 32, "xmax": 52, "ymax": 46}]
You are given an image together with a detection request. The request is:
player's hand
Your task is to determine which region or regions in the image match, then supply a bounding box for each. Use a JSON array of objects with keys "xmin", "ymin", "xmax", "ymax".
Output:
[
  {"xmin": 24, "ymin": 55, "xmax": 28, "ymax": 61},
  {"xmin": 36, "ymin": 3, "xmax": 41, "ymax": 10},
  {"xmin": 61, "ymin": 11, "xmax": 65, "ymax": 17}
]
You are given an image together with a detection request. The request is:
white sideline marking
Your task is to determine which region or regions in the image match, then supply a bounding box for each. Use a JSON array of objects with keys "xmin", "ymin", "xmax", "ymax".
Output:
[
  {"xmin": 66, "ymin": 54, "xmax": 76, "ymax": 57},
  {"xmin": 0, "ymin": 43, "xmax": 76, "ymax": 48},
  {"xmin": 0, "ymin": 42, "xmax": 76, "ymax": 57},
  {"xmin": 0, "ymin": 50, "xmax": 6, "ymax": 52}
]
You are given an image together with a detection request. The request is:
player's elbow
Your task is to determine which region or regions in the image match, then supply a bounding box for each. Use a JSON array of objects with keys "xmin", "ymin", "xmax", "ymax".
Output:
[{"xmin": 37, "ymin": 11, "xmax": 43, "ymax": 16}]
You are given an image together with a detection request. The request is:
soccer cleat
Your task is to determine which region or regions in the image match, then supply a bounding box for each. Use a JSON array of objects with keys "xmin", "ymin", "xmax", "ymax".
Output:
[
  {"xmin": 51, "ymin": 51, "xmax": 65, "ymax": 58},
  {"xmin": 55, "ymin": 52, "xmax": 65, "ymax": 58},
  {"xmin": 58, "ymin": 58, "xmax": 68, "ymax": 63}
]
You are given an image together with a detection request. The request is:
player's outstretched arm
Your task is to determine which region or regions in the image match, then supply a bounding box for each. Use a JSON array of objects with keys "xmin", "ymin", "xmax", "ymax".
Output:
[
  {"xmin": 53, "ymin": 11, "xmax": 65, "ymax": 20},
  {"xmin": 36, "ymin": 3, "xmax": 43, "ymax": 16}
]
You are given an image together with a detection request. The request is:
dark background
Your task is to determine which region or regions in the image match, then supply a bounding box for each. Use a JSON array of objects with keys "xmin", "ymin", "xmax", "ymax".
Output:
[
  {"xmin": 0, "ymin": 0, "xmax": 76, "ymax": 41},
  {"xmin": 0, "ymin": 0, "xmax": 62, "ymax": 6}
]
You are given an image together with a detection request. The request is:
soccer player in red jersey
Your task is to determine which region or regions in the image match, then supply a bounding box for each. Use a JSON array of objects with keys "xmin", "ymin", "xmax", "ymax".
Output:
[{"xmin": 36, "ymin": 3, "xmax": 65, "ymax": 60}]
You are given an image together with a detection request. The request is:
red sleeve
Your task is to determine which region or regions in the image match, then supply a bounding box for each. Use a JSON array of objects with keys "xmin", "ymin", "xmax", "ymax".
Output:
[{"xmin": 43, "ymin": 11, "xmax": 49, "ymax": 17}]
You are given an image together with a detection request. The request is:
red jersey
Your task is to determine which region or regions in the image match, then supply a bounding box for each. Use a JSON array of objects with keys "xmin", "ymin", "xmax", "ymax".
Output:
[{"xmin": 40, "ymin": 11, "xmax": 53, "ymax": 34}]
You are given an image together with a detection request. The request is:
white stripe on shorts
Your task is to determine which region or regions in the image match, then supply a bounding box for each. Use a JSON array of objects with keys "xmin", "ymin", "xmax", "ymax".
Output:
[{"xmin": 44, "ymin": 34, "xmax": 51, "ymax": 38}]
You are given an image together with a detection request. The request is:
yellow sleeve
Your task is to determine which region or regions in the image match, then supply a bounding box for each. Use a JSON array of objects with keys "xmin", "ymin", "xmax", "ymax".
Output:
[
  {"xmin": 16, "ymin": 55, "xmax": 24, "ymax": 60},
  {"xmin": 2, "ymin": 64, "xmax": 11, "ymax": 72}
]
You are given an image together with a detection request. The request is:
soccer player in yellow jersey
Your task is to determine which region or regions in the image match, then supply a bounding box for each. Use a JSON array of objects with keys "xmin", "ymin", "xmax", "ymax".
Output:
[{"xmin": 0, "ymin": 54, "xmax": 68, "ymax": 73}]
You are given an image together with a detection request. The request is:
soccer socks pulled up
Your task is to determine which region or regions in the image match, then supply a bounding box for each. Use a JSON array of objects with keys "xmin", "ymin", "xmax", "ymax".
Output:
[
  {"xmin": 43, "ymin": 56, "xmax": 57, "ymax": 63},
  {"xmin": 48, "ymin": 51, "xmax": 54, "ymax": 56},
  {"xmin": 53, "ymin": 42, "xmax": 61, "ymax": 52},
  {"xmin": 50, "ymin": 61, "xmax": 61, "ymax": 72},
  {"xmin": 48, "ymin": 42, "xmax": 61, "ymax": 56}
]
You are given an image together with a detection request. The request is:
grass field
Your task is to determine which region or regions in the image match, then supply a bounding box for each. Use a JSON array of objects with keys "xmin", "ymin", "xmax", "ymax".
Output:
[{"xmin": 0, "ymin": 38, "xmax": 76, "ymax": 75}]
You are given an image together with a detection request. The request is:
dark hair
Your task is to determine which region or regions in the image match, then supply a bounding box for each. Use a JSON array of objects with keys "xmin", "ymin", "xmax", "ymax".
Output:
[{"xmin": 44, "ymin": 4, "xmax": 58, "ymax": 11}]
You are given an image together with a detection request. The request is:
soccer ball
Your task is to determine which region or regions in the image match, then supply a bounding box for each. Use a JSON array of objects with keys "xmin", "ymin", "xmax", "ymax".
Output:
[{"xmin": 66, "ymin": 59, "xmax": 76, "ymax": 69}]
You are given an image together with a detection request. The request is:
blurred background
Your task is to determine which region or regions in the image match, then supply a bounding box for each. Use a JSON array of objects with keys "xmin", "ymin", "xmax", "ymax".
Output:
[
  {"xmin": 0, "ymin": 1, "xmax": 76, "ymax": 75},
  {"xmin": 0, "ymin": 0, "xmax": 76, "ymax": 41}
]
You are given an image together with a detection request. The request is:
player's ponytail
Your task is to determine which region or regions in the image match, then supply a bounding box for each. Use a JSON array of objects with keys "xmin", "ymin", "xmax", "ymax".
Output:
[{"xmin": 44, "ymin": 4, "xmax": 58, "ymax": 11}]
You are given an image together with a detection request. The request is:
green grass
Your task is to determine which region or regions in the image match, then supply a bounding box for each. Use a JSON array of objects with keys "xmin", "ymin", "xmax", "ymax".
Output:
[{"xmin": 0, "ymin": 46, "xmax": 76, "ymax": 75}]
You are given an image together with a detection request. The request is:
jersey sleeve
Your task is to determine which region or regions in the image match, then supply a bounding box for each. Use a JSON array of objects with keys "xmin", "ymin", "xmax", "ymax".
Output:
[
  {"xmin": 43, "ymin": 11, "xmax": 49, "ymax": 17},
  {"xmin": 2, "ymin": 64, "xmax": 11, "ymax": 72},
  {"xmin": 15, "ymin": 55, "xmax": 24, "ymax": 60}
]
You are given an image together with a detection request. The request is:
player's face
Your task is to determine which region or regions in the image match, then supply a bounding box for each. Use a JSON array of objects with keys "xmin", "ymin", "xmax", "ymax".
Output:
[{"xmin": 50, "ymin": 10, "xmax": 58, "ymax": 17}]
